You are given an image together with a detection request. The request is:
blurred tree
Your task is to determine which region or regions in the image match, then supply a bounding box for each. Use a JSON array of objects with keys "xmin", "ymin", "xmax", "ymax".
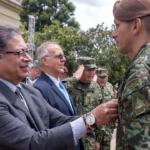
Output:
[
  {"xmin": 20, "ymin": 0, "xmax": 80, "ymax": 31},
  {"xmin": 75, "ymin": 23, "xmax": 130, "ymax": 84},
  {"xmin": 19, "ymin": 25, "xmax": 28, "ymax": 42},
  {"xmin": 20, "ymin": 21, "xmax": 130, "ymax": 83}
]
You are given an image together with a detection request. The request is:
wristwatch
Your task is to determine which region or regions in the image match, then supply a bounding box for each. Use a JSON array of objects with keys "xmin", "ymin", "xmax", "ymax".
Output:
[
  {"xmin": 83, "ymin": 112, "xmax": 96, "ymax": 136},
  {"xmin": 85, "ymin": 112, "xmax": 95, "ymax": 125}
]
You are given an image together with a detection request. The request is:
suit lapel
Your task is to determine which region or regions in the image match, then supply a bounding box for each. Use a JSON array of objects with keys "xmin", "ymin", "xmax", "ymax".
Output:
[
  {"xmin": 20, "ymin": 86, "xmax": 42, "ymax": 130},
  {"xmin": 0, "ymin": 81, "xmax": 39, "ymax": 130},
  {"xmin": 52, "ymin": 84, "xmax": 74, "ymax": 114},
  {"xmin": 41, "ymin": 72, "xmax": 74, "ymax": 115}
]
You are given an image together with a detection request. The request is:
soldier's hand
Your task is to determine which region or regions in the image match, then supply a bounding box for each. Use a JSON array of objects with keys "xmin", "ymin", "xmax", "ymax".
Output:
[
  {"xmin": 94, "ymin": 141, "xmax": 100, "ymax": 150},
  {"xmin": 91, "ymin": 99, "xmax": 118, "ymax": 125},
  {"xmin": 73, "ymin": 64, "xmax": 84, "ymax": 80},
  {"xmin": 93, "ymin": 74, "xmax": 98, "ymax": 82}
]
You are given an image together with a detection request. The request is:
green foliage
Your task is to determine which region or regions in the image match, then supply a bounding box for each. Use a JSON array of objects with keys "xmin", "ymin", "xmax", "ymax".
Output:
[
  {"xmin": 19, "ymin": 25, "xmax": 28, "ymax": 42},
  {"xmin": 34, "ymin": 21, "xmax": 80, "ymax": 74},
  {"xmin": 74, "ymin": 23, "xmax": 130, "ymax": 84},
  {"xmin": 20, "ymin": 0, "xmax": 79, "ymax": 31},
  {"xmin": 20, "ymin": 20, "xmax": 130, "ymax": 83}
]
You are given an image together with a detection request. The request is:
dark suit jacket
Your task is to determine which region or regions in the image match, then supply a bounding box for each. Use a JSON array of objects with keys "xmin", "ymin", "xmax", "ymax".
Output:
[
  {"xmin": 0, "ymin": 80, "xmax": 79, "ymax": 150},
  {"xmin": 33, "ymin": 72, "xmax": 77, "ymax": 116},
  {"xmin": 33, "ymin": 72, "xmax": 84, "ymax": 150}
]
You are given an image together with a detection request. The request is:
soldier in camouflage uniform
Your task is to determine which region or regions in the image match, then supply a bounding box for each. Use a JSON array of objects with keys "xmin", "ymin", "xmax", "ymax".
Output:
[
  {"xmin": 96, "ymin": 68, "xmax": 114, "ymax": 101},
  {"xmin": 112, "ymin": 0, "xmax": 150, "ymax": 149},
  {"xmin": 64, "ymin": 57, "xmax": 103, "ymax": 150},
  {"xmin": 96, "ymin": 68, "xmax": 115, "ymax": 150}
]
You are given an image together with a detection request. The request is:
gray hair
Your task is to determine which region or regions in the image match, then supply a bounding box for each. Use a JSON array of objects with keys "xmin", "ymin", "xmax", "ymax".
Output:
[
  {"xmin": 0, "ymin": 26, "xmax": 20, "ymax": 51},
  {"xmin": 29, "ymin": 60, "xmax": 41, "ymax": 70},
  {"xmin": 36, "ymin": 41, "xmax": 60, "ymax": 64}
]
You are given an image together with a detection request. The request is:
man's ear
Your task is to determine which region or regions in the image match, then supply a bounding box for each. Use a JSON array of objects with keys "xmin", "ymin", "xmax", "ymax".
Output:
[
  {"xmin": 133, "ymin": 18, "xmax": 142, "ymax": 34},
  {"xmin": 41, "ymin": 57, "xmax": 48, "ymax": 66}
]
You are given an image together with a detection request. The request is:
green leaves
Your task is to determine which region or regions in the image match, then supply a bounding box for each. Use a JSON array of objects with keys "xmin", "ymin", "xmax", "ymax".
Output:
[
  {"xmin": 20, "ymin": 0, "xmax": 79, "ymax": 31},
  {"xmin": 20, "ymin": 0, "xmax": 130, "ymax": 84}
]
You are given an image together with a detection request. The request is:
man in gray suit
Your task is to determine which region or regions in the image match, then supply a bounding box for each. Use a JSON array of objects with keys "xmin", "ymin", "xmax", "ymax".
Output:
[{"xmin": 0, "ymin": 25, "xmax": 118, "ymax": 150}]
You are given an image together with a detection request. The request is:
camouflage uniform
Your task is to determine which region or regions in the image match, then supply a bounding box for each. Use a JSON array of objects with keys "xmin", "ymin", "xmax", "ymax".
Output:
[
  {"xmin": 65, "ymin": 78, "xmax": 103, "ymax": 150},
  {"xmin": 96, "ymin": 68, "xmax": 115, "ymax": 150},
  {"xmin": 100, "ymin": 82, "xmax": 114, "ymax": 102},
  {"xmin": 64, "ymin": 57, "xmax": 103, "ymax": 150},
  {"xmin": 116, "ymin": 43, "xmax": 150, "ymax": 149}
]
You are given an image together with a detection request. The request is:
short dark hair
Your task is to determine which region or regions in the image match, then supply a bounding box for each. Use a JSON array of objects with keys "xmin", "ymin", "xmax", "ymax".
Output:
[
  {"xmin": 0, "ymin": 26, "xmax": 20, "ymax": 51},
  {"xmin": 140, "ymin": 15, "xmax": 150, "ymax": 34}
]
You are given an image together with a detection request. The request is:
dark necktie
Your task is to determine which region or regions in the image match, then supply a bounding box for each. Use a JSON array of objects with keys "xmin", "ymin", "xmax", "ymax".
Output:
[{"xmin": 15, "ymin": 87, "xmax": 29, "ymax": 110}]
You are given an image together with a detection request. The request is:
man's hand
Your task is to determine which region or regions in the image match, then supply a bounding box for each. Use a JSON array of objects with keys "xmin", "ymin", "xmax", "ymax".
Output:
[
  {"xmin": 94, "ymin": 141, "xmax": 100, "ymax": 150},
  {"xmin": 91, "ymin": 99, "xmax": 118, "ymax": 125},
  {"xmin": 73, "ymin": 65, "xmax": 84, "ymax": 80},
  {"xmin": 93, "ymin": 74, "xmax": 98, "ymax": 82}
]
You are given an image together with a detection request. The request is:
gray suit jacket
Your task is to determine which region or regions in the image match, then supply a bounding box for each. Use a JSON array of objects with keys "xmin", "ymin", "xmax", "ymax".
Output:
[{"xmin": 0, "ymin": 81, "xmax": 79, "ymax": 150}]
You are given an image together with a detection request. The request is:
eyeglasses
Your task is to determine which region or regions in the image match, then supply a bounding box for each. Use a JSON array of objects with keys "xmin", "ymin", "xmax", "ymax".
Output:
[
  {"xmin": 4, "ymin": 49, "xmax": 29, "ymax": 58},
  {"xmin": 44, "ymin": 53, "xmax": 65, "ymax": 59}
]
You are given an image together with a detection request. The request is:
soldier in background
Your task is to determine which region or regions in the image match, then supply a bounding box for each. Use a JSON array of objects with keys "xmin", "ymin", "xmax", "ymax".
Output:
[
  {"xmin": 25, "ymin": 60, "xmax": 41, "ymax": 85},
  {"xmin": 96, "ymin": 68, "xmax": 114, "ymax": 101},
  {"xmin": 29, "ymin": 60, "xmax": 41, "ymax": 82},
  {"xmin": 96, "ymin": 68, "xmax": 115, "ymax": 150},
  {"xmin": 112, "ymin": 0, "xmax": 150, "ymax": 149},
  {"xmin": 64, "ymin": 57, "xmax": 102, "ymax": 150}
]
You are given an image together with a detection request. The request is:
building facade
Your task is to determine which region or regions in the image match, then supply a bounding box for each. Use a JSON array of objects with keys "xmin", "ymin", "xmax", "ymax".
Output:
[{"xmin": 0, "ymin": 0, "xmax": 22, "ymax": 27}]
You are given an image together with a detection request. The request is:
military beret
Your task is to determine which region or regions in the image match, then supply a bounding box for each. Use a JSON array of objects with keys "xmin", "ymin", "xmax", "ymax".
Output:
[
  {"xmin": 113, "ymin": 0, "xmax": 150, "ymax": 21},
  {"xmin": 96, "ymin": 68, "xmax": 108, "ymax": 77},
  {"xmin": 78, "ymin": 57, "xmax": 97, "ymax": 69}
]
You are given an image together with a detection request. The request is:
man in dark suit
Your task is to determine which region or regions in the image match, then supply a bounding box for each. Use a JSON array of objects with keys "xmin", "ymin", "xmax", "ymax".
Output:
[
  {"xmin": 0, "ymin": 25, "xmax": 118, "ymax": 150},
  {"xmin": 33, "ymin": 42, "xmax": 83, "ymax": 149},
  {"xmin": 33, "ymin": 42, "xmax": 77, "ymax": 116},
  {"xmin": 33, "ymin": 71, "xmax": 76, "ymax": 116}
]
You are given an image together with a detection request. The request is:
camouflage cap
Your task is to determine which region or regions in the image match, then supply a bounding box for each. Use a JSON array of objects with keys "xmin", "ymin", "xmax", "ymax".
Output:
[
  {"xmin": 96, "ymin": 68, "xmax": 108, "ymax": 77},
  {"xmin": 113, "ymin": 0, "xmax": 150, "ymax": 21},
  {"xmin": 78, "ymin": 57, "xmax": 97, "ymax": 69}
]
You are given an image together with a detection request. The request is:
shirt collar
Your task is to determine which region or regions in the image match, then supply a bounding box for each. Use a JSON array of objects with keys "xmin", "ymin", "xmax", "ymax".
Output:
[
  {"xmin": 0, "ymin": 78, "xmax": 21, "ymax": 93},
  {"xmin": 45, "ymin": 73, "xmax": 60, "ymax": 88}
]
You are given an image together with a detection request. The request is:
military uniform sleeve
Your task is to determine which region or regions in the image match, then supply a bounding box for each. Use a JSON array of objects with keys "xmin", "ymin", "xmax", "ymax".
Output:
[{"xmin": 117, "ymin": 62, "xmax": 150, "ymax": 149}]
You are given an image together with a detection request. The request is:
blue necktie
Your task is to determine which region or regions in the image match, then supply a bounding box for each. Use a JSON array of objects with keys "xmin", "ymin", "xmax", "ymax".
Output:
[{"xmin": 59, "ymin": 82, "xmax": 74, "ymax": 112}]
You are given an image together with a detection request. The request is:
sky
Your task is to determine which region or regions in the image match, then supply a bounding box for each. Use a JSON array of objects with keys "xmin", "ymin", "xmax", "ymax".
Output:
[{"xmin": 69, "ymin": 0, "xmax": 117, "ymax": 31}]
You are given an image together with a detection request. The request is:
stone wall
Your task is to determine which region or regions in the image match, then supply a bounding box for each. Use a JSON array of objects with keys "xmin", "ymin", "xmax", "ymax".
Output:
[{"xmin": 0, "ymin": 0, "xmax": 22, "ymax": 27}]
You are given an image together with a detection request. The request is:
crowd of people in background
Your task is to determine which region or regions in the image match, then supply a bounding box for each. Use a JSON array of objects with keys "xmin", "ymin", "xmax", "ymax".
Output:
[
  {"xmin": 27, "ymin": 53, "xmax": 119, "ymax": 150},
  {"xmin": 27, "ymin": 45, "xmax": 117, "ymax": 150},
  {"xmin": 0, "ymin": 25, "xmax": 118, "ymax": 150}
]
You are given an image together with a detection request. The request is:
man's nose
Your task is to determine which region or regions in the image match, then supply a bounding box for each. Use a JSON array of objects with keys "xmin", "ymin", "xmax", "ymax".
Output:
[{"xmin": 24, "ymin": 52, "xmax": 32, "ymax": 62}]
